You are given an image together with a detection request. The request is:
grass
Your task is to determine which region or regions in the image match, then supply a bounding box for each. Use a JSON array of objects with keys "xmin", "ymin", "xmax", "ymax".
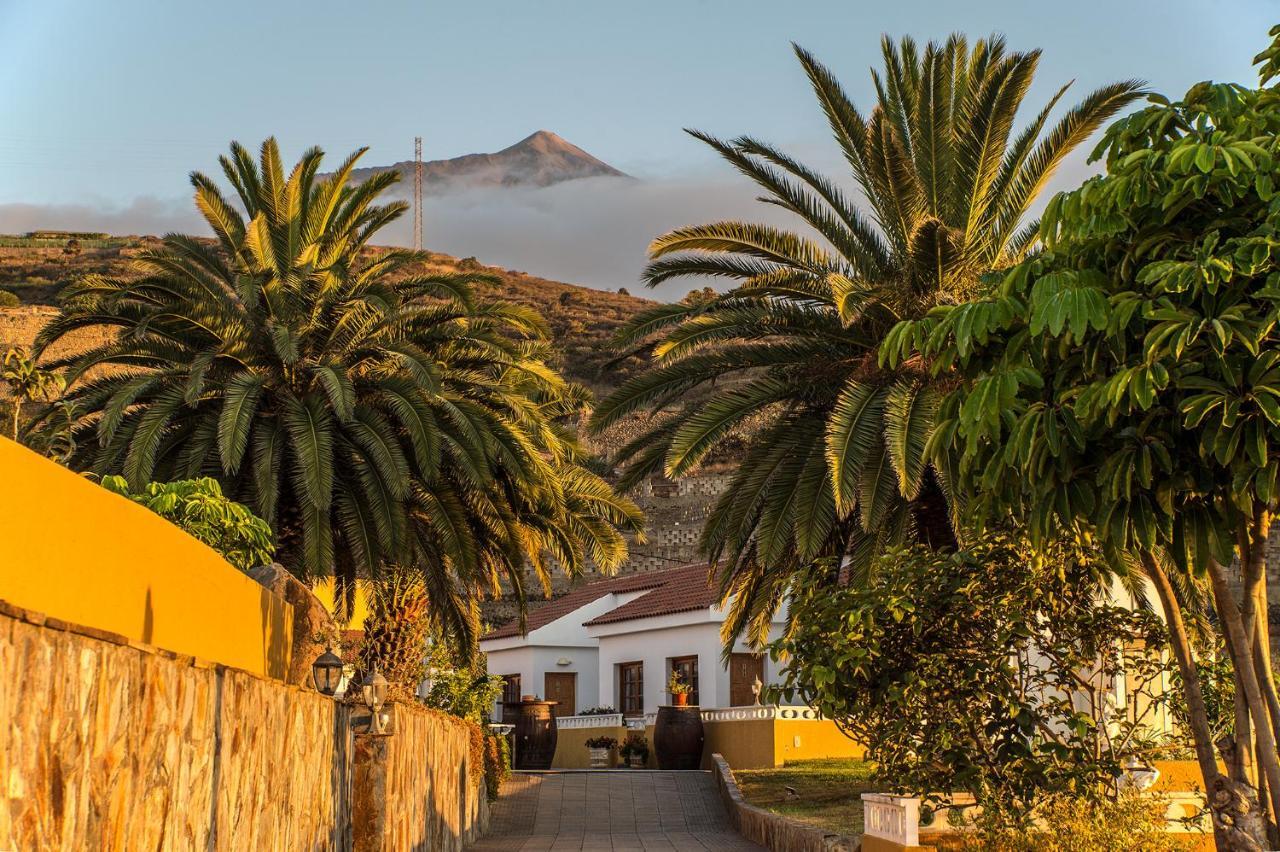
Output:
[{"xmin": 733, "ymin": 758, "xmax": 875, "ymax": 836}]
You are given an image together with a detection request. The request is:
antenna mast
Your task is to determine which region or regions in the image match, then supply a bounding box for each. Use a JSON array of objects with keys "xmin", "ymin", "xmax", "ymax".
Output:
[{"xmin": 413, "ymin": 136, "xmax": 423, "ymax": 251}]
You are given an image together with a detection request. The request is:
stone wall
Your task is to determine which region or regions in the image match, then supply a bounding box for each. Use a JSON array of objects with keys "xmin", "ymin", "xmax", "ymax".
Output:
[
  {"xmin": 0, "ymin": 599, "xmax": 485, "ymax": 851},
  {"xmin": 355, "ymin": 704, "xmax": 488, "ymax": 851}
]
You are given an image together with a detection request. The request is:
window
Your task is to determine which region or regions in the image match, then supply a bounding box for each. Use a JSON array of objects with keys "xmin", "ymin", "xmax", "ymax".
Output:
[
  {"xmin": 619, "ymin": 662, "xmax": 644, "ymax": 717},
  {"xmin": 501, "ymin": 674, "xmax": 521, "ymax": 705},
  {"xmin": 670, "ymin": 655, "xmax": 700, "ymax": 706}
]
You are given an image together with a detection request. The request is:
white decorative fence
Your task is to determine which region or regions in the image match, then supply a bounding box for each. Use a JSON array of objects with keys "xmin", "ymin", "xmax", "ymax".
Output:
[
  {"xmin": 555, "ymin": 705, "xmax": 823, "ymax": 730},
  {"xmin": 861, "ymin": 794, "xmax": 921, "ymax": 846},
  {"xmin": 557, "ymin": 713, "xmax": 623, "ymax": 730},
  {"xmin": 700, "ymin": 705, "xmax": 822, "ymax": 723}
]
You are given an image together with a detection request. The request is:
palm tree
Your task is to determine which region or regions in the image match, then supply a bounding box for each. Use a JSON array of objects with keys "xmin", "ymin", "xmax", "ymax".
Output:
[
  {"xmin": 2, "ymin": 346, "xmax": 65, "ymax": 442},
  {"xmin": 592, "ymin": 34, "xmax": 1144, "ymax": 643},
  {"xmin": 37, "ymin": 139, "xmax": 643, "ymax": 646}
]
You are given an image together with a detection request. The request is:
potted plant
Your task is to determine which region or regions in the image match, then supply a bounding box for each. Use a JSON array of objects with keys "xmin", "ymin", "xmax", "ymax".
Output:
[
  {"xmin": 668, "ymin": 670, "xmax": 692, "ymax": 706},
  {"xmin": 620, "ymin": 733, "xmax": 650, "ymax": 769},
  {"xmin": 585, "ymin": 735, "xmax": 618, "ymax": 769}
]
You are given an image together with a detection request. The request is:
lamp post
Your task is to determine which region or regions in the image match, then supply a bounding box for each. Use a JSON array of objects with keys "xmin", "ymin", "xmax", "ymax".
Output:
[{"xmin": 311, "ymin": 646, "xmax": 343, "ymax": 696}]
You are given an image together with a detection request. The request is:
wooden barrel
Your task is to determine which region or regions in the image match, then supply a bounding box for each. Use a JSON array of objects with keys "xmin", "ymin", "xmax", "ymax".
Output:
[
  {"xmin": 506, "ymin": 699, "xmax": 558, "ymax": 769},
  {"xmin": 654, "ymin": 705, "xmax": 704, "ymax": 770}
]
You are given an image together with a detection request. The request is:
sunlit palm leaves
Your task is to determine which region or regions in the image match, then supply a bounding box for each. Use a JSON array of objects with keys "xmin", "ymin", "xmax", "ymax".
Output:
[
  {"xmin": 593, "ymin": 34, "xmax": 1143, "ymax": 644},
  {"xmin": 37, "ymin": 139, "xmax": 643, "ymax": 647}
]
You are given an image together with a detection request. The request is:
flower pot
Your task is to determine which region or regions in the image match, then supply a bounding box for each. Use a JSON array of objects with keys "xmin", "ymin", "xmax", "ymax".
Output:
[
  {"xmin": 672, "ymin": 693, "xmax": 688, "ymax": 707},
  {"xmin": 588, "ymin": 747, "xmax": 610, "ymax": 769},
  {"xmin": 628, "ymin": 753, "xmax": 646, "ymax": 769}
]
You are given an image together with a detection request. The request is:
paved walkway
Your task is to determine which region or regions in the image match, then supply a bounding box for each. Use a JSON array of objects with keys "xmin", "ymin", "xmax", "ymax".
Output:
[{"xmin": 467, "ymin": 771, "xmax": 765, "ymax": 851}]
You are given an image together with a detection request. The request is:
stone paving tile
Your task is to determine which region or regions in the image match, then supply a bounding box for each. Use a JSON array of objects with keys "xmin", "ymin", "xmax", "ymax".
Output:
[{"xmin": 468, "ymin": 771, "xmax": 764, "ymax": 851}]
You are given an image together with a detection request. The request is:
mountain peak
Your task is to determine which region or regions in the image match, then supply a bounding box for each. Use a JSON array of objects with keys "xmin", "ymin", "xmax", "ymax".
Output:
[{"xmin": 345, "ymin": 131, "xmax": 628, "ymax": 191}]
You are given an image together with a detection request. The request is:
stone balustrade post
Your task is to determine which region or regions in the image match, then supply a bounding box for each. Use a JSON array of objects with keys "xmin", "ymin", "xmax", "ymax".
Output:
[{"xmin": 861, "ymin": 793, "xmax": 921, "ymax": 847}]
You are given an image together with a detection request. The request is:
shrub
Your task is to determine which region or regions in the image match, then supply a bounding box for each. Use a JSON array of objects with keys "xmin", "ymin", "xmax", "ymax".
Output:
[
  {"xmin": 580, "ymin": 705, "xmax": 618, "ymax": 715},
  {"xmin": 99, "ymin": 476, "xmax": 274, "ymax": 572},
  {"xmin": 0, "ymin": 289, "xmax": 19, "ymax": 307},
  {"xmin": 420, "ymin": 640, "xmax": 504, "ymax": 722},
  {"xmin": 585, "ymin": 736, "xmax": 619, "ymax": 750},
  {"xmin": 483, "ymin": 732, "xmax": 510, "ymax": 800},
  {"xmin": 955, "ymin": 793, "xmax": 1192, "ymax": 852}
]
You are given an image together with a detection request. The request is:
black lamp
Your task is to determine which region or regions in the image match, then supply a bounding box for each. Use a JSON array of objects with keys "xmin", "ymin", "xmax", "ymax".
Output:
[{"xmin": 311, "ymin": 646, "xmax": 343, "ymax": 696}]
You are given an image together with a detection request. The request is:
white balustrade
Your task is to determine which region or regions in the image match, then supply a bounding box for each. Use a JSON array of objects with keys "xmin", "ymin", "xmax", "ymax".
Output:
[
  {"xmin": 861, "ymin": 794, "xmax": 921, "ymax": 846},
  {"xmin": 699, "ymin": 705, "xmax": 823, "ymax": 723},
  {"xmin": 557, "ymin": 713, "xmax": 623, "ymax": 729}
]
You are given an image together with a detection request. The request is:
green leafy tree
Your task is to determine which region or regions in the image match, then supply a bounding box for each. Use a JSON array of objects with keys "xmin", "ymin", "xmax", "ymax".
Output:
[
  {"xmin": 35, "ymin": 139, "xmax": 643, "ymax": 647},
  {"xmin": 770, "ymin": 532, "xmax": 1174, "ymax": 829},
  {"xmin": 2, "ymin": 346, "xmax": 65, "ymax": 441},
  {"xmin": 100, "ymin": 476, "xmax": 275, "ymax": 572},
  {"xmin": 883, "ymin": 29, "xmax": 1280, "ymax": 849},
  {"xmin": 592, "ymin": 34, "xmax": 1143, "ymax": 643}
]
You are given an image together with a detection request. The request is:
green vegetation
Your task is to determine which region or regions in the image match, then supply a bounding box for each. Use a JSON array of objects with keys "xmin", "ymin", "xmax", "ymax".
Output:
[
  {"xmin": 99, "ymin": 476, "xmax": 275, "ymax": 572},
  {"xmin": 883, "ymin": 26, "xmax": 1280, "ymax": 845},
  {"xmin": 0, "ymin": 289, "xmax": 18, "ymax": 307},
  {"xmin": 952, "ymin": 794, "xmax": 1194, "ymax": 852},
  {"xmin": 771, "ymin": 532, "xmax": 1173, "ymax": 826},
  {"xmin": 34, "ymin": 139, "xmax": 642, "ymax": 648},
  {"xmin": 593, "ymin": 34, "xmax": 1144, "ymax": 642},
  {"xmin": 2, "ymin": 346, "xmax": 64, "ymax": 441},
  {"xmin": 734, "ymin": 758, "xmax": 875, "ymax": 836}
]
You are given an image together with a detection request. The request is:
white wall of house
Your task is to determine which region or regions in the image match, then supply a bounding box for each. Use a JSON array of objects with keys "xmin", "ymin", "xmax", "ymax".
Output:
[
  {"xmin": 587, "ymin": 606, "xmax": 785, "ymax": 713},
  {"xmin": 482, "ymin": 644, "xmax": 599, "ymax": 717},
  {"xmin": 478, "ymin": 589, "xmax": 656, "ymax": 717}
]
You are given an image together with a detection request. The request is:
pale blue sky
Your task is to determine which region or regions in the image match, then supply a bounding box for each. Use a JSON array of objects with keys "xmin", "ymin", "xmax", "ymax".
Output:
[
  {"xmin": 0, "ymin": 0, "xmax": 1272, "ymax": 293},
  {"xmin": 1, "ymin": 0, "xmax": 1270, "ymax": 202}
]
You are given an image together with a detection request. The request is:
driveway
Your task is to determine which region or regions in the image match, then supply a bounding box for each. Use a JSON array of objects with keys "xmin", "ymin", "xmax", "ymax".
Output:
[{"xmin": 467, "ymin": 770, "xmax": 766, "ymax": 851}]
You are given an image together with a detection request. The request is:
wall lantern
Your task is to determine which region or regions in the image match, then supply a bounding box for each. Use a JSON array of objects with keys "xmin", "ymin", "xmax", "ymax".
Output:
[
  {"xmin": 555, "ymin": 657, "xmax": 572, "ymax": 667},
  {"xmin": 354, "ymin": 665, "xmax": 393, "ymax": 736},
  {"xmin": 311, "ymin": 647, "xmax": 344, "ymax": 696}
]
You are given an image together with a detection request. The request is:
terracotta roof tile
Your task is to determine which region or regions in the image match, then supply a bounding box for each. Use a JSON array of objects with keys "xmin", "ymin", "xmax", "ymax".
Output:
[
  {"xmin": 481, "ymin": 570, "xmax": 674, "ymax": 640},
  {"xmin": 582, "ymin": 563, "xmax": 717, "ymax": 627}
]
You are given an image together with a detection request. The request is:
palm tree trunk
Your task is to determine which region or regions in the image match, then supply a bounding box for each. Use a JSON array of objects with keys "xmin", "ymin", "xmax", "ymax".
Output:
[{"xmin": 11, "ymin": 398, "xmax": 20, "ymax": 442}]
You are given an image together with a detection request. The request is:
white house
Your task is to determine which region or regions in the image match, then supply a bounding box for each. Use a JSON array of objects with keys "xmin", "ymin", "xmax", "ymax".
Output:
[{"xmin": 480, "ymin": 563, "xmax": 786, "ymax": 719}]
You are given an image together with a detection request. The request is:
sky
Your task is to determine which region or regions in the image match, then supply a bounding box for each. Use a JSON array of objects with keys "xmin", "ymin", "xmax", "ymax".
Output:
[{"xmin": 0, "ymin": 0, "xmax": 1272, "ymax": 298}]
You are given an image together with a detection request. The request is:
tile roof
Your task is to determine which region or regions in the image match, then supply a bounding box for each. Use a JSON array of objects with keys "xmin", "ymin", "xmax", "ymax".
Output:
[
  {"xmin": 582, "ymin": 562, "xmax": 718, "ymax": 627},
  {"xmin": 481, "ymin": 570, "xmax": 674, "ymax": 640}
]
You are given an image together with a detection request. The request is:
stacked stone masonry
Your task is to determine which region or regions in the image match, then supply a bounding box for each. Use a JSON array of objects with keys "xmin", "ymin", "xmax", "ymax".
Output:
[{"xmin": 0, "ymin": 599, "xmax": 485, "ymax": 851}]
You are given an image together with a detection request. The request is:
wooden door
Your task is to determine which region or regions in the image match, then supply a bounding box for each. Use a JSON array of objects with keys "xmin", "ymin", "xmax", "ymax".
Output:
[
  {"xmin": 544, "ymin": 672, "xmax": 576, "ymax": 717},
  {"xmin": 729, "ymin": 653, "xmax": 764, "ymax": 707}
]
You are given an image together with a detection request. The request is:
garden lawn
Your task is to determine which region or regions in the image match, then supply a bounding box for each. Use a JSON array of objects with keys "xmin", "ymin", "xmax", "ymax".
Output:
[{"xmin": 733, "ymin": 758, "xmax": 875, "ymax": 836}]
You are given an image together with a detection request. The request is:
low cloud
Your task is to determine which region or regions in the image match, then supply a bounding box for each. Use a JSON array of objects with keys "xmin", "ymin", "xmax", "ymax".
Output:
[
  {"xmin": 0, "ymin": 196, "xmax": 204, "ymax": 239},
  {"xmin": 0, "ymin": 150, "xmax": 1101, "ymax": 303},
  {"xmin": 389, "ymin": 175, "xmax": 801, "ymax": 301}
]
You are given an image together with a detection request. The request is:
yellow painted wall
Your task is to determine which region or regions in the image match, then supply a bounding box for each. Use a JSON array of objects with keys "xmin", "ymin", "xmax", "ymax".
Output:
[
  {"xmin": 774, "ymin": 719, "xmax": 865, "ymax": 765},
  {"xmin": 0, "ymin": 438, "xmax": 292, "ymax": 678},
  {"xmin": 703, "ymin": 719, "xmax": 776, "ymax": 770},
  {"xmin": 311, "ymin": 577, "xmax": 372, "ymax": 628}
]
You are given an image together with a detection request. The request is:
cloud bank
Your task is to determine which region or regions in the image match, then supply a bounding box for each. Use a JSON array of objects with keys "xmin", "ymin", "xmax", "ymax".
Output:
[{"xmin": 0, "ymin": 151, "xmax": 1100, "ymax": 303}]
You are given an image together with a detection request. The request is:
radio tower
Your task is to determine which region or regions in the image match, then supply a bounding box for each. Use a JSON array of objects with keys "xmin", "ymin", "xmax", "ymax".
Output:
[{"xmin": 413, "ymin": 136, "xmax": 423, "ymax": 251}]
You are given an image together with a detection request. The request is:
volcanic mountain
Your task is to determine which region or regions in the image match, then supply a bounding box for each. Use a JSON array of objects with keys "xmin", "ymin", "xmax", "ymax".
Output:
[{"xmin": 346, "ymin": 130, "xmax": 629, "ymax": 192}]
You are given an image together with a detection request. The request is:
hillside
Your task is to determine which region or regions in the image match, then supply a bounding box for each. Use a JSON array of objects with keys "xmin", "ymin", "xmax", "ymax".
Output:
[
  {"xmin": 0, "ymin": 235, "xmax": 651, "ymax": 394},
  {"xmin": 346, "ymin": 130, "xmax": 629, "ymax": 192}
]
